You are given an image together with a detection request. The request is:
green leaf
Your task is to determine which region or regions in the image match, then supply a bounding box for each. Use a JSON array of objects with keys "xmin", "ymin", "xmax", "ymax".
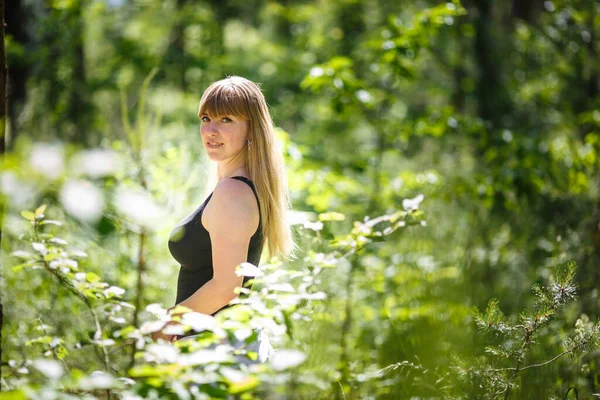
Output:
[
  {"xmin": 86, "ymin": 272, "xmax": 101, "ymax": 283},
  {"xmin": 52, "ymin": 0, "xmax": 77, "ymax": 10},
  {"xmin": 40, "ymin": 220, "xmax": 63, "ymax": 226},
  {"xmin": 0, "ymin": 390, "xmax": 27, "ymax": 400},
  {"xmin": 12, "ymin": 261, "xmax": 36, "ymax": 272},
  {"xmin": 11, "ymin": 250, "xmax": 34, "ymax": 259},
  {"xmin": 26, "ymin": 336, "xmax": 52, "ymax": 346},
  {"xmin": 128, "ymin": 364, "xmax": 178, "ymax": 378},
  {"xmin": 56, "ymin": 346, "xmax": 68, "ymax": 360},
  {"xmin": 114, "ymin": 325, "xmax": 136, "ymax": 338},
  {"xmin": 282, "ymin": 310, "xmax": 294, "ymax": 340},
  {"xmin": 169, "ymin": 304, "xmax": 193, "ymax": 316},
  {"xmin": 318, "ymin": 212, "xmax": 346, "ymax": 221},
  {"xmin": 563, "ymin": 387, "xmax": 578, "ymax": 400},
  {"xmin": 201, "ymin": 382, "xmax": 230, "ymax": 398},
  {"xmin": 229, "ymin": 375, "xmax": 259, "ymax": 394},
  {"xmin": 35, "ymin": 205, "xmax": 47, "ymax": 218},
  {"xmin": 128, "ymin": 364, "xmax": 159, "ymax": 378},
  {"xmin": 20, "ymin": 211, "xmax": 35, "ymax": 221}
]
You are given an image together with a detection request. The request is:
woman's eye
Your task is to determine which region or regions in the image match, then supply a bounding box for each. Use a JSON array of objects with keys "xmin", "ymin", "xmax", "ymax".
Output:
[
  {"xmin": 222, "ymin": 117, "xmax": 232, "ymax": 123},
  {"xmin": 200, "ymin": 116, "xmax": 210, "ymax": 122}
]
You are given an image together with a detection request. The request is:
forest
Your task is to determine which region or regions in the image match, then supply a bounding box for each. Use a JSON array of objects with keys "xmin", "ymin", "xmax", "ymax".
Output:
[{"xmin": 0, "ymin": 0, "xmax": 599, "ymax": 398}]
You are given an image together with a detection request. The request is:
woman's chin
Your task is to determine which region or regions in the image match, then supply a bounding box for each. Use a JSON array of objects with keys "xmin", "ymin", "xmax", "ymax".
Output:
[{"xmin": 204, "ymin": 149, "xmax": 224, "ymax": 160}]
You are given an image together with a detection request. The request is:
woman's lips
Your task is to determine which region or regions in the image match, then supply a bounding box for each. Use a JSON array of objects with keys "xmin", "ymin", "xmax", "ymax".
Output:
[{"xmin": 207, "ymin": 142, "xmax": 224, "ymax": 148}]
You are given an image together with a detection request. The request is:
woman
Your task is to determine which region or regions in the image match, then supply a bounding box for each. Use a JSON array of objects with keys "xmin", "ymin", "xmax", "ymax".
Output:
[{"xmin": 151, "ymin": 76, "xmax": 295, "ymax": 343}]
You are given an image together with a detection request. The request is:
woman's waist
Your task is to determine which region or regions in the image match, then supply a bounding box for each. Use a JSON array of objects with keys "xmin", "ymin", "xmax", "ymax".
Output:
[
  {"xmin": 179, "ymin": 261, "xmax": 212, "ymax": 271},
  {"xmin": 177, "ymin": 263, "xmax": 214, "ymax": 275}
]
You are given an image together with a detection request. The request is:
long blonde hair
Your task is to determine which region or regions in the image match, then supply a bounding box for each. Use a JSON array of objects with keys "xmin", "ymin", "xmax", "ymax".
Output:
[{"xmin": 198, "ymin": 76, "xmax": 296, "ymax": 260}]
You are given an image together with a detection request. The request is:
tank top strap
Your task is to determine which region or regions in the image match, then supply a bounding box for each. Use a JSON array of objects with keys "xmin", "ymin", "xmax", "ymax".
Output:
[{"xmin": 229, "ymin": 176, "xmax": 260, "ymax": 206}]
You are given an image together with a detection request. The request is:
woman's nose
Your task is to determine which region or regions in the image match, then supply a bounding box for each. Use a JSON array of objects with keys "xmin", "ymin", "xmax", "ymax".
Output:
[{"xmin": 203, "ymin": 123, "xmax": 218, "ymax": 135}]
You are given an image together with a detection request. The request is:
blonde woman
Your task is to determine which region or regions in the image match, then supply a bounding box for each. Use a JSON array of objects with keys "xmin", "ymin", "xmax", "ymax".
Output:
[{"xmin": 151, "ymin": 76, "xmax": 295, "ymax": 345}]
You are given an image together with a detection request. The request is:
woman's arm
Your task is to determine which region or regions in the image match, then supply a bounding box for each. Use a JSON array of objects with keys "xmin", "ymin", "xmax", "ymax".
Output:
[{"xmin": 174, "ymin": 178, "xmax": 260, "ymax": 315}]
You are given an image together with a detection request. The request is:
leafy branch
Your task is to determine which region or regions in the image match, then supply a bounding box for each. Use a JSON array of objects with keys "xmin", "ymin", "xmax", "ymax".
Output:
[
  {"xmin": 14, "ymin": 205, "xmax": 130, "ymax": 376},
  {"xmin": 472, "ymin": 261, "xmax": 600, "ymax": 399}
]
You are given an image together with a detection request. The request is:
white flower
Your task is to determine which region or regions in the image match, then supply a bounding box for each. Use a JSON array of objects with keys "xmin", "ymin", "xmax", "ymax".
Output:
[
  {"xmin": 33, "ymin": 359, "xmax": 63, "ymax": 380},
  {"xmin": 71, "ymin": 149, "xmax": 121, "ymax": 178},
  {"xmin": 30, "ymin": 143, "xmax": 64, "ymax": 179},
  {"xmin": 60, "ymin": 180, "xmax": 104, "ymax": 223},
  {"xmin": 270, "ymin": 350, "xmax": 306, "ymax": 371},
  {"xmin": 104, "ymin": 286, "xmax": 126, "ymax": 297},
  {"xmin": 235, "ymin": 262, "xmax": 263, "ymax": 277},
  {"xmin": 144, "ymin": 344, "xmax": 178, "ymax": 363},
  {"xmin": 402, "ymin": 194, "xmax": 424, "ymax": 211}
]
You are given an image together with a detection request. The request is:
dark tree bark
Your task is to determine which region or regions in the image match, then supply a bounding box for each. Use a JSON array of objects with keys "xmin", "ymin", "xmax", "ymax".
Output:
[
  {"xmin": 273, "ymin": 0, "xmax": 293, "ymax": 40},
  {"xmin": 31, "ymin": 0, "xmax": 92, "ymax": 144},
  {"xmin": 0, "ymin": 0, "xmax": 8, "ymax": 382},
  {"xmin": 336, "ymin": 0, "xmax": 365, "ymax": 56},
  {"xmin": 451, "ymin": 24, "xmax": 468, "ymax": 113},
  {"xmin": 163, "ymin": 0, "xmax": 188, "ymax": 91},
  {"xmin": 5, "ymin": 0, "xmax": 27, "ymax": 146},
  {"xmin": 512, "ymin": 0, "xmax": 541, "ymax": 22},
  {"xmin": 66, "ymin": 0, "xmax": 89, "ymax": 144},
  {"xmin": 472, "ymin": 0, "xmax": 510, "ymax": 127}
]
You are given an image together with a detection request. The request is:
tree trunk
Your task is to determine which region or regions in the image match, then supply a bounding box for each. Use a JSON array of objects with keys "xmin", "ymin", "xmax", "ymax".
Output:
[
  {"xmin": 0, "ymin": 0, "xmax": 8, "ymax": 383},
  {"xmin": 67, "ymin": 0, "xmax": 89, "ymax": 144},
  {"xmin": 336, "ymin": 0, "xmax": 365, "ymax": 56},
  {"xmin": 511, "ymin": 0, "xmax": 541, "ymax": 22},
  {"xmin": 5, "ymin": 0, "xmax": 27, "ymax": 147},
  {"xmin": 163, "ymin": 0, "xmax": 188, "ymax": 91},
  {"xmin": 33, "ymin": 0, "xmax": 91, "ymax": 144},
  {"xmin": 471, "ymin": 0, "xmax": 510, "ymax": 127}
]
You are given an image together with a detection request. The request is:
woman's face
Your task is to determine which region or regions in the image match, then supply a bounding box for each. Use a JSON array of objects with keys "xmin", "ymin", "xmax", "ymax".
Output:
[{"xmin": 199, "ymin": 113, "xmax": 249, "ymax": 162}]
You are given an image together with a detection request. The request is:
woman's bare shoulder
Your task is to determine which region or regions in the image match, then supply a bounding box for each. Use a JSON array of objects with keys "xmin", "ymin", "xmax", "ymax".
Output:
[{"xmin": 203, "ymin": 178, "xmax": 259, "ymax": 236}]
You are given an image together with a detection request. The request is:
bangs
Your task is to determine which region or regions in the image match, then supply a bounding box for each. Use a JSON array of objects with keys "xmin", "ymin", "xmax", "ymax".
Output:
[{"xmin": 199, "ymin": 84, "xmax": 251, "ymax": 119}]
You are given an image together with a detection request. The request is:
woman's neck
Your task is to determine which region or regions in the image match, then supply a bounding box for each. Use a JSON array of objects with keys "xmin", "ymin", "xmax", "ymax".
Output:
[{"xmin": 217, "ymin": 163, "xmax": 247, "ymax": 181}]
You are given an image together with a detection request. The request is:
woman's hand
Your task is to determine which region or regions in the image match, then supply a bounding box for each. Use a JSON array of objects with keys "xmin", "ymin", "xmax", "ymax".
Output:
[
  {"xmin": 149, "ymin": 310, "xmax": 182, "ymax": 343},
  {"xmin": 150, "ymin": 328, "xmax": 176, "ymax": 343}
]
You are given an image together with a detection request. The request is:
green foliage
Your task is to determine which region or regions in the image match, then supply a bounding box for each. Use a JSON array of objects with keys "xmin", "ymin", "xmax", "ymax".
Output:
[
  {"xmin": 465, "ymin": 262, "xmax": 600, "ymax": 399},
  {"xmin": 1, "ymin": 195, "xmax": 424, "ymax": 397},
  {"xmin": 3, "ymin": 0, "xmax": 600, "ymax": 398}
]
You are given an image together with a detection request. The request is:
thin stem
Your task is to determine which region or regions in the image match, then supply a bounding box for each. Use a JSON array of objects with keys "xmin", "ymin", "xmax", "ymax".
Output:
[
  {"xmin": 38, "ymin": 318, "xmax": 69, "ymax": 372},
  {"xmin": 490, "ymin": 322, "xmax": 600, "ymax": 373},
  {"xmin": 33, "ymin": 221, "xmax": 112, "ymax": 375}
]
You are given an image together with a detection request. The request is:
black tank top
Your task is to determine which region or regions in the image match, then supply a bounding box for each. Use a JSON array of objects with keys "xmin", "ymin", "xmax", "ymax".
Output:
[{"xmin": 168, "ymin": 176, "xmax": 264, "ymax": 316}]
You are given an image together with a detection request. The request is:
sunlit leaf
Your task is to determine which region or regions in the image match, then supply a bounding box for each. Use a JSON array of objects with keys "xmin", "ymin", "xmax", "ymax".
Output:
[
  {"xmin": 39, "ymin": 220, "xmax": 63, "ymax": 226},
  {"xmin": 401, "ymin": 194, "xmax": 424, "ymax": 211},
  {"xmin": 86, "ymin": 272, "xmax": 101, "ymax": 283},
  {"xmin": 0, "ymin": 390, "xmax": 27, "ymax": 400},
  {"xmin": 270, "ymin": 349, "xmax": 306, "ymax": 371},
  {"xmin": 140, "ymin": 320, "xmax": 165, "ymax": 334},
  {"xmin": 20, "ymin": 211, "xmax": 35, "ymax": 221},
  {"xmin": 144, "ymin": 344, "xmax": 178, "ymax": 363},
  {"xmin": 11, "ymin": 250, "xmax": 33, "ymax": 259},
  {"xmin": 180, "ymin": 312, "xmax": 218, "ymax": 332},
  {"xmin": 104, "ymin": 286, "xmax": 126, "ymax": 298},
  {"xmin": 34, "ymin": 204, "xmax": 47, "ymax": 218},
  {"xmin": 318, "ymin": 211, "xmax": 346, "ymax": 221},
  {"xmin": 79, "ymin": 371, "xmax": 119, "ymax": 390},
  {"xmin": 229, "ymin": 375, "xmax": 260, "ymax": 394},
  {"xmin": 235, "ymin": 262, "xmax": 263, "ymax": 277},
  {"xmin": 31, "ymin": 242, "xmax": 47, "ymax": 255},
  {"xmin": 48, "ymin": 237, "xmax": 68, "ymax": 246},
  {"xmin": 32, "ymin": 359, "xmax": 63, "ymax": 380}
]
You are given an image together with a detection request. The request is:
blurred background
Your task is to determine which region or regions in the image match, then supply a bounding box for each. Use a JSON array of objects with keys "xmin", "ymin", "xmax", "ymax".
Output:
[{"xmin": 1, "ymin": 0, "xmax": 599, "ymax": 398}]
